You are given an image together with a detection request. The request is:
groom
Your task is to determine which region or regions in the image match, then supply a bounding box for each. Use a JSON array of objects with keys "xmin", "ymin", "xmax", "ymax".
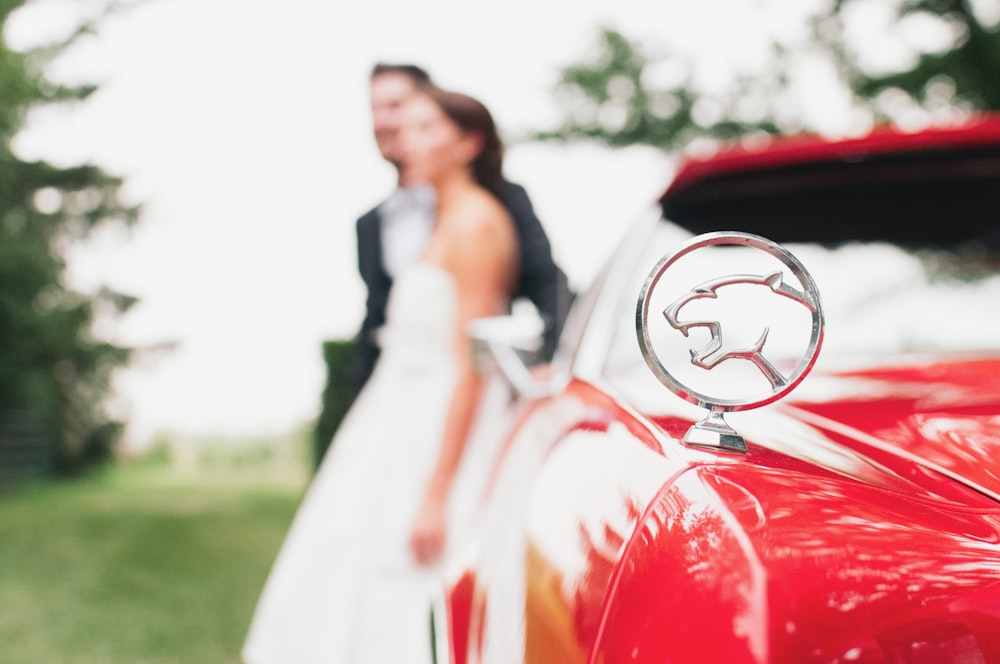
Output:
[{"xmin": 352, "ymin": 62, "xmax": 573, "ymax": 397}]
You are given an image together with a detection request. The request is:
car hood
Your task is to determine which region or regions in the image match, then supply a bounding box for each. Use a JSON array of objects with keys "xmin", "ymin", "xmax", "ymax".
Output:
[{"xmin": 763, "ymin": 354, "xmax": 1000, "ymax": 506}]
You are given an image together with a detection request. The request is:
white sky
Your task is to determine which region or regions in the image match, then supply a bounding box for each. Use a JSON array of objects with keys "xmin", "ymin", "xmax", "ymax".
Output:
[{"xmin": 5, "ymin": 0, "xmax": 852, "ymax": 448}]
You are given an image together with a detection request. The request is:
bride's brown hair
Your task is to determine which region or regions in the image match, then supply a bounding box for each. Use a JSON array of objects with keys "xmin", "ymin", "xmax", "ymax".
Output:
[{"xmin": 418, "ymin": 85, "xmax": 505, "ymax": 199}]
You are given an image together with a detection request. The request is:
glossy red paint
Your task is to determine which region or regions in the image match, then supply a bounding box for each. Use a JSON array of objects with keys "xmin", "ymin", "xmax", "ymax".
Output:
[
  {"xmin": 593, "ymin": 462, "xmax": 1000, "ymax": 663},
  {"xmin": 445, "ymin": 379, "xmax": 690, "ymax": 664},
  {"xmin": 586, "ymin": 359, "xmax": 1000, "ymax": 663},
  {"xmin": 445, "ymin": 569, "xmax": 474, "ymax": 664},
  {"xmin": 441, "ymin": 117, "xmax": 1000, "ymax": 664},
  {"xmin": 447, "ymin": 359, "xmax": 1000, "ymax": 663},
  {"xmin": 445, "ymin": 359, "xmax": 1000, "ymax": 663},
  {"xmin": 786, "ymin": 356, "xmax": 1000, "ymax": 503}
]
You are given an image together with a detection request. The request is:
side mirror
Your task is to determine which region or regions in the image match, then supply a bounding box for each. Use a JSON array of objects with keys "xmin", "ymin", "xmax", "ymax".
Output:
[{"xmin": 468, "ymin": 314, "xmax": 552, "ymax": 398}]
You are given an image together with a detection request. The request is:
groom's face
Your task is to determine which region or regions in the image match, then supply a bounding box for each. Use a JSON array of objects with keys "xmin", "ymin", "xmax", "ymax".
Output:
[{"xmin": 370, "ymin": 72, "xmax": 419, "ymax": 169}]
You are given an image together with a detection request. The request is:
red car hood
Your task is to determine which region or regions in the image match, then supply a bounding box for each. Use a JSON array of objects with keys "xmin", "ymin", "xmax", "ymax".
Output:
[
  {"xmin": 774, "ymin": 354, "xmax": 1000, "ymax": 505},
  {"xmin": 602, "ymin": 357, "xmax": 1000, "ymax": 662}
]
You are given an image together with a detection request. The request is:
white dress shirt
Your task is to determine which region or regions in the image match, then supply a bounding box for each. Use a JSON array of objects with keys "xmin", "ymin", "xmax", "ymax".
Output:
[{"xmin": 378, "ymin": 184, "xmax": 437, "ymax": 278}]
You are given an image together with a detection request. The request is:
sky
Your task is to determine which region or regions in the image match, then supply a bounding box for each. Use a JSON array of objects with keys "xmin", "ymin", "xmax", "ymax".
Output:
[{"xmin": 5, "ymin": 0, "xmax": 851, "ymax": 449}]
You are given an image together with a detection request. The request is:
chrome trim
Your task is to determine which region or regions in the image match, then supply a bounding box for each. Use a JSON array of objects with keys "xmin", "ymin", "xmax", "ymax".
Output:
[
  {"xmin": 570, "ymin": 206, "xmax": 668, "ymax": 382},
  {"xmin": 469, "ymin": 314, "xmax": 560, "ymax": 399}
]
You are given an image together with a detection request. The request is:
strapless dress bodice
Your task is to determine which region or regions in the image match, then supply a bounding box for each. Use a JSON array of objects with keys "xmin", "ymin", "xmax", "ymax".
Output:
[{"xmin": 378, "ymin": 263, "xmax": 457, "ymax": 367}]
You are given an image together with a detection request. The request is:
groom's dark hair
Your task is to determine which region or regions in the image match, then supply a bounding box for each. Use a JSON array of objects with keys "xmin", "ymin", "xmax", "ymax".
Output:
[{"xmin": 370, "ymin": 62, "xmax": 432, "ymax": 85}]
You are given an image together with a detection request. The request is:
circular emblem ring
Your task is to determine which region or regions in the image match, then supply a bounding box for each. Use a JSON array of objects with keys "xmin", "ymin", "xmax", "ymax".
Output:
[{"xmin": 636, "ymin": 231, "xmax": 824, "ymax": 412}]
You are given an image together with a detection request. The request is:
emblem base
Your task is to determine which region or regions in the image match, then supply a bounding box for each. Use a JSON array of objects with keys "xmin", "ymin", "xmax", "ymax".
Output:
[{"xmin": 682, "ymin": 411, "xmax": 748, "ymax": 453}]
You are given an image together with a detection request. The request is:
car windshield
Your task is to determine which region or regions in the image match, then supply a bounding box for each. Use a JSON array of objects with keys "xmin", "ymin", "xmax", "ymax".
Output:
[{"xmin": 601, "ymin": 212, "xmax": 1000, "ymax": 401}]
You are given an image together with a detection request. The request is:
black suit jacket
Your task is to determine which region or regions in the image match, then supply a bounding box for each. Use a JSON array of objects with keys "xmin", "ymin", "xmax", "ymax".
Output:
[{"xmin": 352, "ymin": 180, "xmax": 572, "ymax": 395}]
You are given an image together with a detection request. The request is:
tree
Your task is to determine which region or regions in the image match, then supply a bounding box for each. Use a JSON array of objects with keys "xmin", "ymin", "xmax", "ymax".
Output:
[
  {"xmin": 533, "ymin": 0, "xmax": 1000, "ymax": 152},
  {"xmin": 531, "ymin": 27, "xmax": 784, "ymax": 152},
  {"xmin": 1, "ymin": 0, "xmax": 141, "ymax": 475},
  {"xmin": 816, "ymin": 0, "xmax": 1000, "ymax": 121}
]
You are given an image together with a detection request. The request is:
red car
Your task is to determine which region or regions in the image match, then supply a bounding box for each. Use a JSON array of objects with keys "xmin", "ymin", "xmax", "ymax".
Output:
[{"xmin": 436, "ymin": 115, "xmax": 1000, "ymax": 664}]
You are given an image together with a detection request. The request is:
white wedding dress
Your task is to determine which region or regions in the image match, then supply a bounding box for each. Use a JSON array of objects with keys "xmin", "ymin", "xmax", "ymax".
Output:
[{"xmin": 242, "ymin": 262, "xmax": 502, "ymax": 664}]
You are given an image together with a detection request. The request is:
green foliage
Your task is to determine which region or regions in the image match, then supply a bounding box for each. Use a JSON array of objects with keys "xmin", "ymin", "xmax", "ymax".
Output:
[
  {"xmin": 533, "ymin": 28, "xmax": 784, "ymax": 151},
  {"xmin": 313, "ymin": 338, "xmax": 357, "ymax": 469},
  {"xmin": 1, "ymin": 1, "xmax": 142, "ymax": 475},
  {"xmin": 816, "ymin": 0, "xmax": 1000, "ymax": 119},
  {"xmin": 535, "ymin": 0, "xmax": 1000, "ymax": 151}
]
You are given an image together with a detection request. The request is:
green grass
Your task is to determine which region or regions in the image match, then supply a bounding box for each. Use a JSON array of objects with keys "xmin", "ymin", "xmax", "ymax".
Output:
[{"xmin": 0, "ymin": 454, "xmax": 308, "ymax": 663}]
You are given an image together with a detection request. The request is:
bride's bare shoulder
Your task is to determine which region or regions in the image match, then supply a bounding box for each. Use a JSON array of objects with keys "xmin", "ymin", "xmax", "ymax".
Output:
[{"xmin": 447, "ymin": 188, "xmax": 513, "ymax": 238}]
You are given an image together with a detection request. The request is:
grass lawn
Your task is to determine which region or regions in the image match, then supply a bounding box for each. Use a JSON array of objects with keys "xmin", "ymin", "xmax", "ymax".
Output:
[{"xmin": 0, "ymin": 453, "xmax": 308, "ymax": 663}]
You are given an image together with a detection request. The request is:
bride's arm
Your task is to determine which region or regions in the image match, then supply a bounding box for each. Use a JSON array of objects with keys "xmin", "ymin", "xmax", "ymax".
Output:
[{"xmin": 409, "ymin": 203, "xmax": 516, "ymax": 565}]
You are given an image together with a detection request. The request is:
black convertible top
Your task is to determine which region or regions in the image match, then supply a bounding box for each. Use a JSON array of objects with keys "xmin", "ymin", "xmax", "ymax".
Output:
[{"xmin": 660, "ymin": 115, "xmax": 1000, "ymax": 248}]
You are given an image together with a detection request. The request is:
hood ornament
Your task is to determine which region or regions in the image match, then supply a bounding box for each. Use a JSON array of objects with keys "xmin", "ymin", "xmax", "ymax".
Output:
[{"xmin": 636, "ymin": 232, "xmax": 824, "ymax": 453}]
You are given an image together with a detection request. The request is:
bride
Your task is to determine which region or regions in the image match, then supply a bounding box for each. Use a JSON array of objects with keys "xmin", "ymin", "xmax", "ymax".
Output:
[{"xmin": 241, "ymin": 84, "xmax": 518, "ymax": 663}]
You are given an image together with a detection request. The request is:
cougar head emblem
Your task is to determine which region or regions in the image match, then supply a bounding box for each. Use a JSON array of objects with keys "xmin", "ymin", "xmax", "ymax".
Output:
[
  {"xmin": 636, "ymin": 232, "xmax": 825, "ymax": 453},
  {"xmin": 663, "ymin": 270, "xmax": 818, "ymax": 389}
]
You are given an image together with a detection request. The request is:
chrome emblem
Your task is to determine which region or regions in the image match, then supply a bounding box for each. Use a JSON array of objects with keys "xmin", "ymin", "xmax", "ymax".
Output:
[{"xmin": 636, "ymin": 232, "xmax": 824, "ymax": 453}]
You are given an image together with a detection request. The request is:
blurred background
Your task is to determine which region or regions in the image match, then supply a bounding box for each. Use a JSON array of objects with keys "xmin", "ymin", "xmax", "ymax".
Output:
[{"xmin": 2, "ymin": 0, "xmax": 997, "ymax": 661}]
